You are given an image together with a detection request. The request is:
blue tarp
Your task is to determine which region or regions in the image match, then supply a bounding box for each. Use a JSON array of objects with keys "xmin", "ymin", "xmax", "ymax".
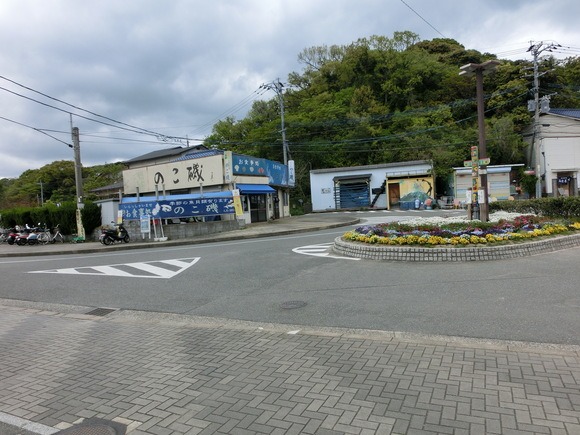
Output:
[{"xmin": 236, "ymin": 184, "xmax": 276, "ymax": 195}]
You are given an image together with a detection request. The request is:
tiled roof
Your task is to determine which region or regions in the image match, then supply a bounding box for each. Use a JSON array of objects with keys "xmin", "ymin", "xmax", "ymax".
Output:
[
  {"xmin": 123, "ymin": 145, "xmax": 208, "ymax": 164},
  {"xmin": 547, "ymin": 108, "xmax": 580, "ymax": 119},
  {"xmin": 172, "ymin": 149, "xmax": 224, "ymax": 161}
]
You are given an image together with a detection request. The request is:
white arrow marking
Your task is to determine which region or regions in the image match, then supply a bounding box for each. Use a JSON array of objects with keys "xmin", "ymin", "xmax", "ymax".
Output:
[
  {"xmin": 29, "ymin": 257, "xmax": 201, "ymax": 279},
  {"xmin": 292, "ymin": 243, "xmax": 360, "ymax": 261}
]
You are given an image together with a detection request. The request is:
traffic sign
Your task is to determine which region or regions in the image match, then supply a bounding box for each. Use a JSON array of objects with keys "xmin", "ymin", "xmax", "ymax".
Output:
[{"xmin": 464, "ymin": 158, "xmax": 490, "ymax": 167}]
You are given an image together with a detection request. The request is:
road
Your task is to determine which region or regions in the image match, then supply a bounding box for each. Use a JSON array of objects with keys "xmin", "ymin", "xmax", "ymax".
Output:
[{"xmin": 1, "ymin": 211, "xmax": 578, "ymax": 345}]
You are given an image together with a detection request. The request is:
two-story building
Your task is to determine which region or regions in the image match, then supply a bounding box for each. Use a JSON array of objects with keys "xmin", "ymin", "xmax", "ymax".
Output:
[
  {"xmin": 524, "ymin": 108, "xmax": 580, "ymax": 197},
  {"xmin": 119, "ymin": 146, "xmax": 294, "ymax": 225}
]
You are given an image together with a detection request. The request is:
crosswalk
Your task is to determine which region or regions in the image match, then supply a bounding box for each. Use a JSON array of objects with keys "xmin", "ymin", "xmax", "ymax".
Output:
[{"xmin": 29, "ymin": 257, "xmax": 201, "ymax": 279}]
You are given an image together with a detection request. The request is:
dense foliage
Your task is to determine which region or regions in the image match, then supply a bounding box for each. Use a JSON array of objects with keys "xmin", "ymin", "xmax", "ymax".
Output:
[
  {"xmin": 0, "ymin": 201, "xmax": 102, "ymax": 236},
  {"xmin": 0, "ymin": 161, "xmax": 123, "ymax": 209},
  {"xmin": 204, "ymin": 32, "xmax": 580, "ymax": 203}
]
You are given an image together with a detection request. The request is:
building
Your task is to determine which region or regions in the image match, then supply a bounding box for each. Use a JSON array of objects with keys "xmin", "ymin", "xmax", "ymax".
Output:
[
  {"xmin": 524, "ymin": 108, "xmax": 580, "ymax": 197},
  {"xmin": 118, "ymin": 146, "xmax": 294, "ymax": 225},
  {"xmin": 310, "ymin": 161, "xmax": 435, "ymax": 212},
  {"xmin": 453, "ymin": 164, "xmax": 524, "ymax": 206}
]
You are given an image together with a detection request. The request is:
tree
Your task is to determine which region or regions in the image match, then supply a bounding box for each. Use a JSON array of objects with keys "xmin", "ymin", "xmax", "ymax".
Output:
[{"xmin": 208, "ymin": 33, "xmax": 580, "ymax": 203}]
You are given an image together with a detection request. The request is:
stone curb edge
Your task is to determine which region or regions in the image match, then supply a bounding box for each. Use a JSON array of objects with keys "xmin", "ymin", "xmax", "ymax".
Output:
[
  {"xmin": 333, "ymin": 232, "xmax": 580, "ymax": 261},
  {"xmin": 1, "ymin": 301, "xmax": 578, "ymax": 357}
]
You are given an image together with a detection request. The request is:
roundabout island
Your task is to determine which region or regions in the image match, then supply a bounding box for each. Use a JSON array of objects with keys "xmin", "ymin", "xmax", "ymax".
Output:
[{"xmin": 333, "ymin": 232, "xmax": 580, "ymax": 261}]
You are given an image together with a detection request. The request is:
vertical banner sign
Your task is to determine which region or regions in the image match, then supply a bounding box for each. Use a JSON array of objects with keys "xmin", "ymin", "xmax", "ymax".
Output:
[
  {"xmin": 117, "ymin": 210, "xmax": 124, "ymax": 225},
  {"xmin": 471, "ymin": 146, "xmax": 479, "ymax": 205},
  {"xmin": 224, "ymin": 151, "xmax": 233, "ymax": 184},
  {"xmin": 232, "ymin": 189, "xmax": 244, "ymax": 217},
  {"xmin": 288, "ymin": 160, "xmax": 295, "ymax": 187}
]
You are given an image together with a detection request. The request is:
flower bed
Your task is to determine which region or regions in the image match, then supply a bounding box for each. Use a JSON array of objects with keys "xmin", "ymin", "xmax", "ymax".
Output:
[{"xmin": 343, "ymin": 213, "xmax": 580, "ymax": 247}]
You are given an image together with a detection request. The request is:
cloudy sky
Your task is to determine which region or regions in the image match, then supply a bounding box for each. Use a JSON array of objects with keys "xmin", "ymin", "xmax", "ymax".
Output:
[{"xmin": 1, "ymin": 0, "xmax": 579, "ymax": 179}]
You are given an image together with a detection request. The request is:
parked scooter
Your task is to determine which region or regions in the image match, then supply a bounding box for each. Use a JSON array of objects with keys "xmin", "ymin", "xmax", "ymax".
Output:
[
  {"xmin": 14, "ymin": 225, "xmax": 32, "ymax": 246},
  {"xmin": 5, "ymin": 227, "xmax": 19, "ymax": 245},
  {"xmin": 14, "ymin": 224, "xmax": 42, "ymax": 246},
  {"xmin": 99, "ymin": 222, "xmax": 130, "ymax": 245}
]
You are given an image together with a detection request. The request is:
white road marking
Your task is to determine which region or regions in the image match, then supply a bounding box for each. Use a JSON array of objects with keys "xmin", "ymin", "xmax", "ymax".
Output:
[
  {"xmin": 29, "ymin": 257, "xmax": 201, "ymax": 279},
  {"xmin": 292, "ymin": 243, "xmax": 360, "ymax": 261}
]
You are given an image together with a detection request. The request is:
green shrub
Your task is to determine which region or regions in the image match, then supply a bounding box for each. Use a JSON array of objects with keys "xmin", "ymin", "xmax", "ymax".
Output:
[
  {"xmin": 489, "ymin": 196, "xmax": 580, "ymax": 218},
  {"xmin": 0, "ymin": 201, "xmax": 102, "ymax": 235}
]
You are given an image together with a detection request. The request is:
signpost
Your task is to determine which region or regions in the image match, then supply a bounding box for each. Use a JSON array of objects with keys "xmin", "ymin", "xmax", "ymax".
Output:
[{"xmin": 470, "ymin": 146, "xmax": 480, "ymax": 220}]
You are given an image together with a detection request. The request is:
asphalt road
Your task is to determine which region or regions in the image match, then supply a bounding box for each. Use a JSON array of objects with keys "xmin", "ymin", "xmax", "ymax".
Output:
[{"xmin": 0, "ymin": 213, "xmax": 578, "ymax": 345}]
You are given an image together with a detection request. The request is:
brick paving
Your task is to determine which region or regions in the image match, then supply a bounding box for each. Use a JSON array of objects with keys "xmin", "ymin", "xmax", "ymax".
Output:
[{"xmin": 0, "ymin": 306, "xmax": 579, "ymax": 434}]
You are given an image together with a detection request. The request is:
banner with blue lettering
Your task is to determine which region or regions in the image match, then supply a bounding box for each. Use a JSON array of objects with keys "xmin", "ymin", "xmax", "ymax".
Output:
[
  {"xmin": 119, "ymin": 193, "xmax": 234, "ymax": 220},
  {"xmin": 233, "ymin": 154, "xmax": 288, "ymax": 186}
]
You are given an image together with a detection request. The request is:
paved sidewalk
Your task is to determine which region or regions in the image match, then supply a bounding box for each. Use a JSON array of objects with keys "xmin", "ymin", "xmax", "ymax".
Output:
[{"xmin": 0, "ymin": 304, "xmax": 579, "ymax": 434}]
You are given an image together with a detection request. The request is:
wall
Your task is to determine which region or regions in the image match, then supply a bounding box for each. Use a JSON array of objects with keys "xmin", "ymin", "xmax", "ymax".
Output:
[
  {"xmin": 95, "ymin": 199, "xmax": 119, "ymax": 227},
  {"xmin": 123, "ymin": 155, "xmax": 224, "ymax": 194},
  {"xmin": 92, "ymin": 219, "xmax": 243, "ymax": 242}
]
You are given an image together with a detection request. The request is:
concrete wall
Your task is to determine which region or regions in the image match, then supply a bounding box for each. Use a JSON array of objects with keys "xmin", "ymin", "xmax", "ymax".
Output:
[{"xmin": 92, "ymin": 219, "xmax": 243, "ymax": 242}]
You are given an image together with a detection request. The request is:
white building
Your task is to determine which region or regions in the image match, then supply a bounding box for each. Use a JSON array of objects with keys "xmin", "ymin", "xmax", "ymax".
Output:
[
  {"xmin": 310, "ymin": 161, "xmax": 434, "ymax": 212},
  {"xmin": 453, "ymin": 164, "xmax": 524, "ymax": 206},
  {"xmin": 525, "ymin": 108, "xmax": 580, "ymax": 197}
]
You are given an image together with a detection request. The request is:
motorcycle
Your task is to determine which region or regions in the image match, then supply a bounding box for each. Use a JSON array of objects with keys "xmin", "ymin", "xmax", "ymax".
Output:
[{"xmin": 99, "ymin": 222, "xmax": 130, "ymax": 245}]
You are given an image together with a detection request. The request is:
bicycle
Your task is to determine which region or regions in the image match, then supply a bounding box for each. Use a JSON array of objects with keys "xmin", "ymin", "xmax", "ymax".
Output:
[
  {"xmin": 37, "ymin": 223, "xmax": 52, "ymax": 245},
  {"xmin": 49, "ymin": 224, "xmax": 65, "ymax": 243}
]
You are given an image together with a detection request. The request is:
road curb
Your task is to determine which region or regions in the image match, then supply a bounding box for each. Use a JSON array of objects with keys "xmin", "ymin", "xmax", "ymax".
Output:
[{"xmin": 333, "ymin": 232, "xmax": 580, "ymax": 261}]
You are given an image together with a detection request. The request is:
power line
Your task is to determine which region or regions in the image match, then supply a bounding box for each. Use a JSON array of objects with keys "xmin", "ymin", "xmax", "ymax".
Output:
[
  {"xmin": 0, "ymin": 115, "xmax": 72, "ymax": 148},
  {"xmin": 0, "ymin": 74, "xmax": 270, "ymax": 147},
  {"xmin": 0, "ymin": 75, "xmax": 186, "ymax": 142},
  {"xmin": 400, "ymin": 0, "xmax": 447, "ymax": 39}
]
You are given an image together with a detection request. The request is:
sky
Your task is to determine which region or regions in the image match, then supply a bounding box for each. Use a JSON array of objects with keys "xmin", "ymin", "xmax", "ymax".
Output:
[{"xmin": 1, "ymin": 0, "xmax": 579, "ymax": 179}]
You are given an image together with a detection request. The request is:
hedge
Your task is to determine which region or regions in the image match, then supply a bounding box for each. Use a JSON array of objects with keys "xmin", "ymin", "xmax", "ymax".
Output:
[
  {"xmin": 0, "ymin": 201, "xmax": 102, "ymax": 236},
  {"xmin": 489, "ymin": 196, "xmax": 580, "ymax": 218}
]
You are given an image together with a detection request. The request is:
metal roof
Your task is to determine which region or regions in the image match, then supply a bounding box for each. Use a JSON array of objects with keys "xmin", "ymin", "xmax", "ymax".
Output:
[
  {"xmin": 123, "ymin": 145, "xmax": 208, "ymax": 164},
  {"xmin": 310, "ymin": 160, "xmax": 432, "ymax": 174},
  {"xmin": 547, "ymin": 109, "xmax": 580, "ymax": 119},
  {"xmin": 172, "ymin": 149, "xmax": 223, "ymax": 161}
]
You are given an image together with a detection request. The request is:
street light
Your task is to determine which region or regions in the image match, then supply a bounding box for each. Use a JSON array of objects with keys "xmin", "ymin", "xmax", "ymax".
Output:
[{"xmin": 459, "ymin": 60, "xmax": 500, "ymax": 222}]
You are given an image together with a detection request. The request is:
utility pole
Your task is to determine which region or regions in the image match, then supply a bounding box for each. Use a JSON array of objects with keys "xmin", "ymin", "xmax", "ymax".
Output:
[
  {"xmin": 71, "ymin": 124, "xmax": 85, "ymax": 240},
  {"xmin": 527, "ymin": 41, "xmax": 560, "ymax": 198},
  {"xmin": 261, "ymin": 79, "xmax": 288, "ymax": 165},
  {"xmin": 459, "ymin": 60, "xmax": 500, "ymax": 222},
  {"xmin": 38, "ymin": 180, "xmax": 44, "ymax": 206}
]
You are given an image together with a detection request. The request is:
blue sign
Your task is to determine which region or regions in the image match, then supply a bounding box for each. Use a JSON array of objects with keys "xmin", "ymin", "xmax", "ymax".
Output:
[
  {"xmin": 120, "ymin": 196, "xmax": 235, "ymax": 220},
  {"xmin": 233, "ymin": 154, "xmax": 288, "ymax": 186}
]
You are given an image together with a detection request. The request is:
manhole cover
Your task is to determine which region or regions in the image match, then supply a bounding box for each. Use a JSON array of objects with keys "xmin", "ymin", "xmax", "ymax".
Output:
[
  {"xmin": 57, "ymin": 418, "xmax": 126, "ymax": 434},
  {"xmin": 85, "ymin": 308, "xmax": 116, "ymax": 317},
  {"xmin": 280, "ymin": 300, "xmax": 307, "ymax": 309},
  {"xmin": 59, "ymin": 425, "xmax": 116, "ymax": 435}
]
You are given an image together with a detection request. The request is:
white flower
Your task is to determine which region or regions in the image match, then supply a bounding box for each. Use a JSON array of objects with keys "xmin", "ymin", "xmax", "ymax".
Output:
[{"xmin": 400, "ymin": 212, "xmax": 527, "ymax": 227}]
